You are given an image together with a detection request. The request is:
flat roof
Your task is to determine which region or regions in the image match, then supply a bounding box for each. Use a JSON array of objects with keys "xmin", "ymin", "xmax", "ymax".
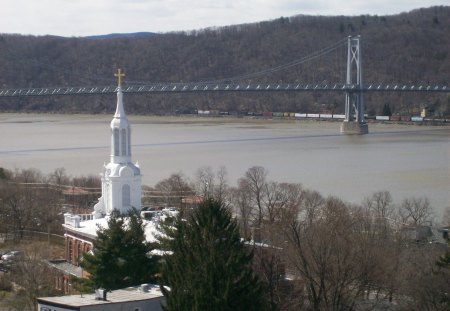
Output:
[{"xmin": 37, "ymin": 284, "xmax": 163, "ymax": 307}]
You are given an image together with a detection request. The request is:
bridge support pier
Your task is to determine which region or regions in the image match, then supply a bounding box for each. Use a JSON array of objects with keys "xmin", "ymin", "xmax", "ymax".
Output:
[
  {"xmin": 341, "ymin": 35, "xmax": 368, "ymax": 135},
  {"xmin": 340, "ymin": 121, "xmax": 368, "ymax": 134}
]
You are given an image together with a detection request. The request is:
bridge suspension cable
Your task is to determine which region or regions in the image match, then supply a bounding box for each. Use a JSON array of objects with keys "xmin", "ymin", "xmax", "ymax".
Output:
[
  {"xmin": 0, "ymin": 37, "xmax": 448, "ymax": 98},
  {"xmin": 127, "ymin": 37, "xmax": 348, "ymax": 85}
]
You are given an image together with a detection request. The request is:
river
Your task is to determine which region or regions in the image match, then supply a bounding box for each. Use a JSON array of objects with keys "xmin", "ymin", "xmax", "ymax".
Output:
[{"xmin": 1, "ymin": 113, "xmax": 449, "ymax": 217}]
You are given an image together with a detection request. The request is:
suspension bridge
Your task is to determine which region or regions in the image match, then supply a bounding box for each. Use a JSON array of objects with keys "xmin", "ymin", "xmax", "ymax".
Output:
[
  {"xmin": 0, "ymin": 81, "xmax": 447, "ymax": 97},
  {"xmin": 0, "ymin": 36, "xmax": 448, "ymax": 134}
]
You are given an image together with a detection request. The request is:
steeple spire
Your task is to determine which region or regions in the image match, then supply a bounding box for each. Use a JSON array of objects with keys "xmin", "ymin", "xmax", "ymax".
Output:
[{"xmin": 110, "ymin": 69, "xmax": 131, "ymax": 164}]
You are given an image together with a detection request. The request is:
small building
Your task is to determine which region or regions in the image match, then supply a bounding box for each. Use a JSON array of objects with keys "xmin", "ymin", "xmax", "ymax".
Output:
[
  {"xmin": 37, "ymin": 284, "xmax": 164, "ymax": 311},
  {"xmin": 401, "ymin": 224, "xmax": 449, "ymax": 246}
]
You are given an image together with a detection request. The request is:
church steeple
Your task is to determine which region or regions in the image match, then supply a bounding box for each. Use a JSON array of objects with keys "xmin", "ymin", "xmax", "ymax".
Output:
[
  {"xmin": 110, "ymin": 69, "xmax": 131, "ymax": 164},
  {"xmin": 93, "ymin": 69, "xmax": 142, "ymax": 218}
]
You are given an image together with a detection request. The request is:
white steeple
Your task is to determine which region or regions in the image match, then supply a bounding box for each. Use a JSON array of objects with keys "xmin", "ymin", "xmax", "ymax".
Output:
[
  {"xmin": 93, "ymin": 69, "xmax": 142, "ymax": 218},
  {"xmin": 110, "ymin": 86, "xmax": 132, "ymax": 164}
]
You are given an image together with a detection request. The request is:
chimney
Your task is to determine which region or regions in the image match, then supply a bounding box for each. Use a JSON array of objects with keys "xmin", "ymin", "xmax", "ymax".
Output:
[
  {"xmin": 95, "ymin": 289, "xmax": 107, "ymax": 301},
  {"xmin": 140, "ymin": 284, "xmax": 149, "ymax": 292}
]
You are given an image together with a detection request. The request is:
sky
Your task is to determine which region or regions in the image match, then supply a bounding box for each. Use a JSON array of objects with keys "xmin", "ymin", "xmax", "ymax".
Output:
[{"xmin": 0, "ymin": 0, "xmax": 447, "ymax": 37}]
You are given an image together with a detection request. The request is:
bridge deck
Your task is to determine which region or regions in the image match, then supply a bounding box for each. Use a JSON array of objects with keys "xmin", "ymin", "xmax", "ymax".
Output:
[{"xmin": 0, "ymin": 83, "xmax": 448, "ymax": 97}]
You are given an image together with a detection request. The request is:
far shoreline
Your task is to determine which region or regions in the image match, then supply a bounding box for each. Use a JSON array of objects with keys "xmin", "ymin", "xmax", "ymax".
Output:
[{"xmin": 0, "ymin": 112, "xmax": 449, "ymax": 128}]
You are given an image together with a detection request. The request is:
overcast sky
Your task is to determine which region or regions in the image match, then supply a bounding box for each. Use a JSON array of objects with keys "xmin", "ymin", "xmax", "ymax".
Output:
[{"xmin": 0, "ymin": 0, "xmax": 447, "ymax": 37}]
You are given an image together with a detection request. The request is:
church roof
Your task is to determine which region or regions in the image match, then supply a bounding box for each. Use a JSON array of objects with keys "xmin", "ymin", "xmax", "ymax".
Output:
[{"xmin": 64, "ymin": 216, "xmax": 160, "ymax": 243}]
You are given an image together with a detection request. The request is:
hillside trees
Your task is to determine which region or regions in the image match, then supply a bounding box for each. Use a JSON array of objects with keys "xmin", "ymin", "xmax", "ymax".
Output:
[
  {"xmin": 0, "ymin": 7, "xmax": 448, "ymax": 116},
  {"xmin": 160, "ymin": 199, "xmax": 268, "ymax": 311}
]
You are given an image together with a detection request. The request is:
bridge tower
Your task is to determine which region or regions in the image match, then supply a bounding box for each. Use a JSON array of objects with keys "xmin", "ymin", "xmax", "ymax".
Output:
[{"xmin": 341, "ymin": 36, "xmax": 369, "ymax": 135}]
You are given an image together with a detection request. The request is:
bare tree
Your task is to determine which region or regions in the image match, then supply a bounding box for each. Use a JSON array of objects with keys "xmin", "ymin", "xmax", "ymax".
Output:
[
  {"xmin": 399, "ymin": 196, "xmax": 434, "ymax": 225},
  {"xmin": 195, "ymin": 166, "xmax": 215, "ymax": 199},
  {"xmin": 230, "ymin": 181, "xmax": 254, "ymax": 239},
  {"xmin": 213, "ymin": 166, "xmax": 229, "ymax": 204},
  {"xmin": 260, "ymin": 182, "xmax": 304, "ymax": 233},
  {"xmin": 396, "ymin": 245, "xmax": 450, "ymax": 310},
  {"xmin": 299, "ymin": 189, "xmax": 324, "ymax": 225},
  {"xmin": 282, "ymin": 195, "xmax": 413, "ymax": 310},
  {"xmin": 440, "ymin": 206, "xmax": 450, "ymax": 227},
  {"xmin": 49, "ymin": 167, "xmax": 70, "ymax": 186},
  {"xmin": 194, "ymin": 166, "xmax": 230, "ymax": 203},
  {"xmin": 239, "ymin": 166, "xmax": 268, "ymax": 228},
  {"xmin": 363, "ymin": 190, "xmax": 395, "ymax": 219},
  {"xmin": 0, "ymin": 181, "xmax": 33, "ymax": 241},
  {"xmin": 4, "ymin": 243, "xmax": 61, "ymax": 310},
  {"xmin": 154, "ymin": 172, "xmax": 193, "ymax": 210},
  {"xmin": 284, "ymin": 197, "xmax": 363, "ymax": 310}
]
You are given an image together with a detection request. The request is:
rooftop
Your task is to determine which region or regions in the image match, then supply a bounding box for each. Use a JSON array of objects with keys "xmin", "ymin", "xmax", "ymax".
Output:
[
  {"xmin": 38, "ymin": 284, "xmax": 163, "ymax": 307},
  {"xmin": 48, "ymin": 259, "xmax": 83, "ymax": 278},
  {"xmin": 63, "ymin": 216, "xmax": 160, "ymax": 243}
]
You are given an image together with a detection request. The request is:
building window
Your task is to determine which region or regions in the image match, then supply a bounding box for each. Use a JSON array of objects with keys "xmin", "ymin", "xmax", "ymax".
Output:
[
  {"xmin": 122, "ymin": 184, "xmax": 131, "ymax": 208},
  {"xmin": 77, "ymin": 243, "xmax": 82, "ymax": 266},
  {"xmin": 114, "ymin": 128, "xmax": 120, "ymax": 156},
  {"xmin": 121, "ymin": 128, "xmax": 127, "ymax": 156},
  {"xmin": 68, "ymin": 240, "xmax": 73, "ymax": 264}
]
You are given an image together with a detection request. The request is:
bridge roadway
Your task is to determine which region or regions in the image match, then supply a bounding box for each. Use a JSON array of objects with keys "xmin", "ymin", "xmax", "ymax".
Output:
[{"xmin": 0, "ymin": 82, "xmax": 448, "ymax": 97}]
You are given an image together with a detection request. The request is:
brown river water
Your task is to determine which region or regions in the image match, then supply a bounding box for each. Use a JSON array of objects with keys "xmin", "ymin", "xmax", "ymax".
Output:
[{"xmin": 1, "ymin": 113, "xmax": 449, "ymax": 217}]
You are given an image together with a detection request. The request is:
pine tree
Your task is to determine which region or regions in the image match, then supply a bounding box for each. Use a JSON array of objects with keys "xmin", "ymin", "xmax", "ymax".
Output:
[
  {"xmin": 80, "ymin": 210, "xmax": 160, "ymax": 291},
  {"xmin": 160, "ymin": 199, "xmax": 267, "ymax": 311}
]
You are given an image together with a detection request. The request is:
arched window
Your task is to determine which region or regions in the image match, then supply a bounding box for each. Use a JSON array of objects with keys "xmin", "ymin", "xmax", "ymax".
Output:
[
  {"xmin": 121, "ymin": 128, "xmax": 127, "ymax": 156},
  {"xmin": 68, "ymin": 240, "xmax": 73, "ymax": 264},
  {"xmin": 127, "ymin": 127, "xmax": 131, "ymax": 156},
  {"xmin": 113, "ymin": 128, "xmax": 120, "ymax": 156},
  {"xmin": 122, "ymin": 184, "xmax": 131, "ymax": 208},
  {"xmin": 77, "ymin": 243, "xmax": 82, "ymax": 266}
]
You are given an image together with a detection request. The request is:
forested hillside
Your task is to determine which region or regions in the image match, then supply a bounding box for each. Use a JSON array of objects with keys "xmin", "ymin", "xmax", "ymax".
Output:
[{"xmin": 0, "ymin": 6, "xmax": 448, "ymax": 116}]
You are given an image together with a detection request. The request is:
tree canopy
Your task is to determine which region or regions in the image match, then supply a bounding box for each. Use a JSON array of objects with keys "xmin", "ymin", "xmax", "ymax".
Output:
[
  {"xmin": 80, "ymin": 210, "xmax": 160, "ymax": 291},
  {"xmin": 160, "ymin": 198, "xmax": 268, "ymax": 311}
]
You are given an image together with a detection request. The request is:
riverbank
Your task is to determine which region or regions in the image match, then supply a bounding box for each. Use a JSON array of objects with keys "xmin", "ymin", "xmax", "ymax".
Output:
[{"xmin": 1, "ymin": 112, "xmax": 449, "ymax": 128}]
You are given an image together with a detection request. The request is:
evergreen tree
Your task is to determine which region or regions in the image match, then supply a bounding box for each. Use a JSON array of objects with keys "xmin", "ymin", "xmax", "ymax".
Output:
[
  {"xmin": 160, "ymin": 199, "xmax": 267, "ymax": 311},
  {"xmin": 80, "ymin": 210, "xmax": 160, "ymax": 291},
  {"xmin": 435, "ymin": 252, "xmax": 450, "ymax": 307}
]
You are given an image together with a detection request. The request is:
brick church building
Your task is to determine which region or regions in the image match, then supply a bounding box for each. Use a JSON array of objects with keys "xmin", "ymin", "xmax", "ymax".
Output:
[{"xmin": 51, "ymin": 70, "xmax": 153, "ymax": 293}]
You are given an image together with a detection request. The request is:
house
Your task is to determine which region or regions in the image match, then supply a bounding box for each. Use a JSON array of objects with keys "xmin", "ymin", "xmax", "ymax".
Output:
[{"xmin": 401, "ymin": 224, "xmax": 449, "ymax": 246}]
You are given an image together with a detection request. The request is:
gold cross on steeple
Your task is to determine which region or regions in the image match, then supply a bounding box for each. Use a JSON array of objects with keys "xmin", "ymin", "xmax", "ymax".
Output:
[{"xmin": 114, "ymin": 68, "xmax": 125, "ymax": 87}]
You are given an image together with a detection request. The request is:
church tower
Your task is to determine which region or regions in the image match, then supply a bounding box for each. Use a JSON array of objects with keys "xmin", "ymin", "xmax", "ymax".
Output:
[{"xmin": 94, "ymin": 69, "xmax": 142, "ymax": 218}]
